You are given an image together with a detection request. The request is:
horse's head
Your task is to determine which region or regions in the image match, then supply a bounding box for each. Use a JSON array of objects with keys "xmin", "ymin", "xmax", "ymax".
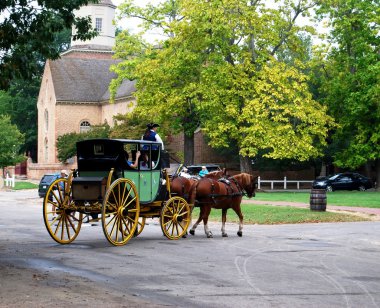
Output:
[{"xmin": 234, "ymin": 173, "xmax": 257, "ymax": 198}]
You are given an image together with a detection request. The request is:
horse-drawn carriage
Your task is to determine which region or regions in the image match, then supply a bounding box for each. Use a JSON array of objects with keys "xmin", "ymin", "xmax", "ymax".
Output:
[{"xmin": 43, "ymin": 139, "xmax": 191, "ymax": 246}]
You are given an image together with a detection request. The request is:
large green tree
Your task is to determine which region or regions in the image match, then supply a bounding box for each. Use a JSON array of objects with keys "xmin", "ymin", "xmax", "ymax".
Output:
[
  {"xmin": 0, "ymin": 0, "xmax": 98, "ymax": 90},
  {"xmin": 0, "ymin": 27, "xmax": 73, "ymax": 161},
  {"xmin": 112, "ymin": 0, "xmax": 334, "ymax": 171},
  {"xmin": 315, "ymin": 0, "xmax": 380, "ymax": 185},
  {"xmin": 110, "ymin": 0, "xmax": 201, "ymax": 164},
  {"xmin": 0, "ymin": 115, "xmax": 25, "ymax": 172}
]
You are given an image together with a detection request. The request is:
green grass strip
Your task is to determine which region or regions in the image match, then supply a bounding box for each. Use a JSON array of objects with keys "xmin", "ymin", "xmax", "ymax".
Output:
[
  {"xmin": 251, "ymin": 191, "xmax": 380, "ymax": 208},
  {"xmin": 13, "ymin": 182, "xmax": 39, "ymax": 190},
  {"xmin": 192, "ymin": 204, "xmax": 369, "ymax": 225}
]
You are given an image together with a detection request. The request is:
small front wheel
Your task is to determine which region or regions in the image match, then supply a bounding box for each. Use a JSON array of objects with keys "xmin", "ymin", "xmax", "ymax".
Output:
[
  {"xmin": 326, "ymin": 185, "xmax": 333, "ymax": 192},
  {"xmin": 160, "ymin": 196, "xmax": 190, "ymax": 240},
  {"xmin": 102, "ymin": 178, "xmax": 140, "ymax": 246}
]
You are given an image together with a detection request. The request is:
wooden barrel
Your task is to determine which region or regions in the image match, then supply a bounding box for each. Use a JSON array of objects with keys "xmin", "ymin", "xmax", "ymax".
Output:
[{"xmin": 310, "ymin": 189, "xmax": 327, "ymax": 211}]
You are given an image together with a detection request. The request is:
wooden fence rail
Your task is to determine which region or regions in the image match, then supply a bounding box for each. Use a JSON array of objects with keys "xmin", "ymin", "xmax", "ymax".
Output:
[{"xmin": 258, "ymin": 176, "xmax": 313, "ymax": 190}]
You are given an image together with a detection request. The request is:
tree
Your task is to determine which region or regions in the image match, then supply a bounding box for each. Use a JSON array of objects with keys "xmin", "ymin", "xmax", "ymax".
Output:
[
  {"xmin": 0, "ymin": 0, "xmax": 98, "ymax": 90},
  {"xmin": 0, "ymin": 115, "xmax": 25, "ymax": 172},
  {"xmin": 315, "ymin": 0, "xmax": 380, "ymax": 186},
  {"xmin": 110, "ymin": 0, "xmax": 201, "ymax": 164},
  {"xmin": 0, "ymin": 27, "xmax": 72, "ymax": 161},
  {"xmin": 112, "ymin": 0, "xmax": 334, "ymax": 171},
  {"xmin": 56, "ymin": 123, "xmax": 110, "ymax": 163}
]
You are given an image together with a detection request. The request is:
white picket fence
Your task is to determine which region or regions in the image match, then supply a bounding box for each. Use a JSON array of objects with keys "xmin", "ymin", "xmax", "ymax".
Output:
[
  {"xmin": 5, "ymin": 174, "xmax": 15, "ymax": 188},
  {"xmin": 257, "ymin": 176, "xmax": 313, "ymax": 190}
]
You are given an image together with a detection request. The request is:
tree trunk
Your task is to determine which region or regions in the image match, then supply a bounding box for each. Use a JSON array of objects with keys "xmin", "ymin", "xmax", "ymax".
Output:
[
  {"xmin": 239, "ymin": 155, "xmax": 254, "ymax": 174},
  {"xmin": 184, "ymin": 132, "xmax": 194, "ymax": 165},
  {"xmin": 364, "ymin": 162, "xmax": 371, "ymax": 178},
  {"xmin": 375, "ymin": 158, "xmax": 380, "ymax": 192}
]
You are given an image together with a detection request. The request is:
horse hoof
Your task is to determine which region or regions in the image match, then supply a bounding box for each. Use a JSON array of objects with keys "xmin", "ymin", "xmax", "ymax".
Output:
[
  {"xmin": 222, "ymin": 233, "xmax": 228, "ymax": 237},
  {"xmin": 182, "ymin": 234, "xmax": 187, "ymax": 238},
  {"xmin": 189, "ymin": 230, "xmax": 195, "ymax": 236},
  {"xmin": 237, "ymin": 231, "xmax": 242, "ymax": 237},
  {"xmin": 207, "ymin": 232, "xmax": 213, "ymax": 238}
]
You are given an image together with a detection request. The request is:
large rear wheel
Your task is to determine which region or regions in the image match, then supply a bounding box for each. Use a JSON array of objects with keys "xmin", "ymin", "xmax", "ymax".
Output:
[
  {"xmin": 102, "ymin": 178, "xmax": 140, "ymax": 246},
  {"xmin": 43, "ymin": 178, "xmax": 82, "ymax": 244},
  {"xmin": 160, "ymin": 196, "xmax": 190, "ymax": 240}
]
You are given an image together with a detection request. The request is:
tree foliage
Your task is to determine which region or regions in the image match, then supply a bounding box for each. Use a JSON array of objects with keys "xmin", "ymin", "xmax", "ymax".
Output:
[
  {"xmin": 314, "ymin": 0, "xmax": 380, "ymax": 169},
  {"xmin": 110, "ymin": 0, "xmax": 198, "ymax": 163},
  {"xmin": 56, "ymin": 123, "xmax": 110, "ymax": 162},
  {"xmin": 0, "ymin": 0, "xmax": 98, "ymax": 89},
  {"xmin": 0, "ymin": 28, "xmax": 72, "ymax": 161},
  {"xmin": 0, "ymin": 115, "xmax": 25, "ymax": 169},
  {"xmin": 112, "ymin": 0, "xmax": 334, "ymax": 171}
]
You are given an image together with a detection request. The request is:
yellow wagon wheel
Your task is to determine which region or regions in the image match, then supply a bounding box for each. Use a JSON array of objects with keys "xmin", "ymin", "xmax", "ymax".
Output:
[
  {"xmin": 102, "ymin": 178, "xmax": 140, "ymax": 246},
  {"xmin": 132, "ymin": 217, "xmax": 146, "ymax": 237},
  {"xmin": 43, "ymin": 178, "xmax": 82, "ymax": 244},
  {"xmin": 160, "ymin": 196, "xmax": 190, "ymax": 240}
]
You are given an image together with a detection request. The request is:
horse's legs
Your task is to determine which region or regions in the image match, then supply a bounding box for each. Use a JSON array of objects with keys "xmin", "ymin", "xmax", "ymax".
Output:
[
  {"xmin": 190, "ymin": 206, "xmax": 203, "ymax": 235},
  {"xmin": 221, "ymin": 208, "xmax": 228, "ymax": 237},
  {"xmin": 232, "ymin": 206, "xmax": 244, "ymax": 237},
  {"xmin": 202, "ymin": 206, "xmax": 213, "ymax": 238}
]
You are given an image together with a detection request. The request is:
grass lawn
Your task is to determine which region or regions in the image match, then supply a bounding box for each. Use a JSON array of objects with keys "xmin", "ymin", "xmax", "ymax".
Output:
[
  {"xmin": 13, "ymin": 182, "xmax": 39, "ymax": 190},
  {"xmin": 192, "ymin": 204, "xmax": 368, "ymax": 225},
  {"xmin": 251, "ymin": 191, "xmax": 380, "ymax": 208}
]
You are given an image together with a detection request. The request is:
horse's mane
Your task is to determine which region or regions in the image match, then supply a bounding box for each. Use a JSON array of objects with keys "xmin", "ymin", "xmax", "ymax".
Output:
[{"xmin": 231, "ymin": 173, "xmax": 252, "ymax": 187}]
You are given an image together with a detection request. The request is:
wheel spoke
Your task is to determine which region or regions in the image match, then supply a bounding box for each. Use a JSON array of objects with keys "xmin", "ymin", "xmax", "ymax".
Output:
[
  {"xmin": 64, "ymin": 216, "xmax": 71, "ymax": 239},
  {"xmin": 123, "ymin": 196, "xmax": 137, "ymax": 209}
]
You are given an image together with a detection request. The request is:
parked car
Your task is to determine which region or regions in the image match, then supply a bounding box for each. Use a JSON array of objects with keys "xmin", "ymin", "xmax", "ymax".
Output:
[
  {"xmin": 312, "ymin": 172, "xmax": 373, "ymax": 192},
  {"xmin": 38, "ymin": 173, "xmax": 60, "ymax": 198}
]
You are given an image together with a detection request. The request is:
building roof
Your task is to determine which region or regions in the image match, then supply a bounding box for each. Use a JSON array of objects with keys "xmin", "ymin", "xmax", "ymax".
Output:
[
  {"xmin": 97, "ymin": 0, "xmax": 116, "ymax": 8},
  {"xmin": 49, "ymin": 57, "xmax": 135, "ymax": 103}
]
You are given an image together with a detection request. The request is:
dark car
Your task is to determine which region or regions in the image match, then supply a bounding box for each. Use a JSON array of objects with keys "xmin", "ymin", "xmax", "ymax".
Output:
[
  {"xmin": 38, "ymin": 173, "xmax": 60, "ymax": 198},
  {"xmin": 312, "ymin": 172, "xmax": 373, "ymax": 192},
  {"xmin": 177, "ymin": 164, "xmax": 221, "ymax": 177}
]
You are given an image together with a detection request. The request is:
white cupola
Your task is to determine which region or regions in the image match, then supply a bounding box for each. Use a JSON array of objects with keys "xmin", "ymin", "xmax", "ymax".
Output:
[{"xmin": 71, "ymin": 0, "xmax": 116, "ymax": 49}]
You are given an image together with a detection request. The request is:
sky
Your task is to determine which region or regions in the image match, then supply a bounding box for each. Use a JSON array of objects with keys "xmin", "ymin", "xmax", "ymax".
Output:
[
  {"xmin": 112, "ymin": 0, "xmax": 165, "ymax": 42},
  {"xmin": 111, "ymin": 0, "xmax": 328, "ymax": 45}
]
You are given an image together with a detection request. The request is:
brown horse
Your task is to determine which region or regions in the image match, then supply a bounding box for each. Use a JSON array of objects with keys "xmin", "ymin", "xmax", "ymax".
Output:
[
  {"xmin": 170, "ymin": 169, "xmax": 228, "ymax": 202},
  {"xmin": 188, "ymin": 173, "xmax": 257, "ymax": 238}
]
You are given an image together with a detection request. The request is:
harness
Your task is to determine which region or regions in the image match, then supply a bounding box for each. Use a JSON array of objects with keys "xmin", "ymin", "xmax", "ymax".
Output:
[{"xmin": 195, "ymin": 176, "xmax": 243, "ymax": 205}]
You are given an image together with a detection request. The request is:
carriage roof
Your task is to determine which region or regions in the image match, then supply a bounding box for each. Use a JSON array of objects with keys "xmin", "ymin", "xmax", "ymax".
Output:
[
  {"xmin": 77, "ymin": 138, "xmax": 161, "ymax": 156},
  {"xmin": 76, "ymin": 138, "xmax": 163, "ymax": 172}
]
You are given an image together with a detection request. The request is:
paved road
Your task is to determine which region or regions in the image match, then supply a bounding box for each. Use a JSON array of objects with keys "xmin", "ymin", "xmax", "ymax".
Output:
[{"xmin": 1, "ymin": 189, "xmax": 380, "ymax": 307}]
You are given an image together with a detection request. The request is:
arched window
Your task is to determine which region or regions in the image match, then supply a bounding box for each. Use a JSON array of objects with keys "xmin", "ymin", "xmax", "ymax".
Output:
[{"xmin": 80, "ymin": 121, "xmax": 91, "ymax": 133}]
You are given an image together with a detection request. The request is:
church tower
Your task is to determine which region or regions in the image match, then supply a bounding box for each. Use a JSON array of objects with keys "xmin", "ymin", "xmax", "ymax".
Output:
[{"xmin": 71, "ymin": 0, "xmax": 116, "ymax": 48}]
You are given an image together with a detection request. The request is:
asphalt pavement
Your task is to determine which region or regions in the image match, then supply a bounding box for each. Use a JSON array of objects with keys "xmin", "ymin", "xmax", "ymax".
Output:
[{"xmin": 1, "ymin": 189, "xmax": 380, "ymax": 307}]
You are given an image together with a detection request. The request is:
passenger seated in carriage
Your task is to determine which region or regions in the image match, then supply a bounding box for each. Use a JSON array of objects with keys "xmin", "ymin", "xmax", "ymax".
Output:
[
  {"xmin": 179, "ymin": 167, "xmax": 191, "ymax": 178},
  {"xmin": 199, "ymin": 166, "xmax": 209, "ymax": 177},
  {"xmin": 140, "ymin": 151, "xmax": 156, "ymax": 169},
  {"xmin": 124, "ymin": 150, "xmax": 141, "ymax": 169}
]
